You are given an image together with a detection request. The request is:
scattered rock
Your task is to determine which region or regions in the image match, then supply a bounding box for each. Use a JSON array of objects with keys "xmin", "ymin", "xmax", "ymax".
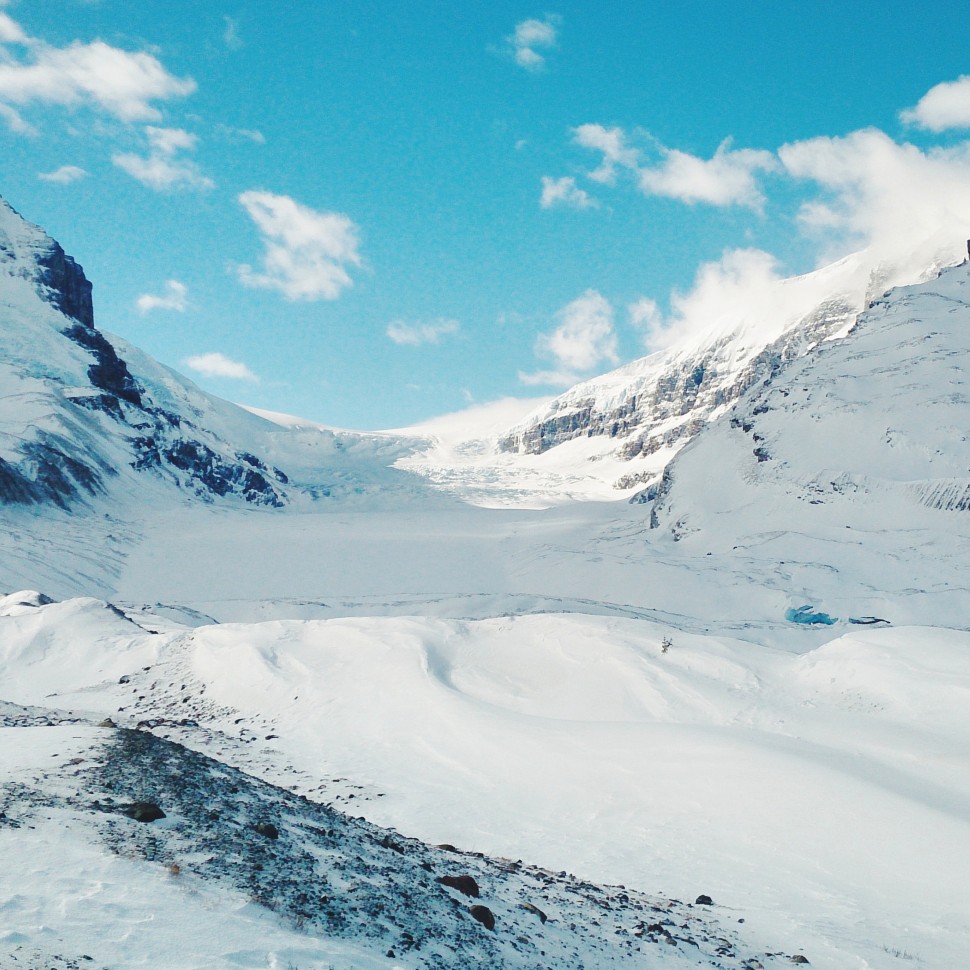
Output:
[
  {"xmin": 436, "ymin": 843, "xmax": 458, "ymax": 851},
  {"xmin": 695, "ymin": 894, "xmax": 714, "ymax": 906},
  {"xmin": 519, "ymin": 902, "xmax": 548, "ymax": 923},
  {"xmin": 97, "ymin": 718, "xmax": 117, "ymax": 728},
  {"xmin": 121, "ymin": 801, "xmax": 165, "ymax": 823},
  {"xmin": 380, "ymin": 834, "xmax": 405, "ymax": 854},
  {"xmin": 789, "ymin": 957, "xmax": 810, "ymax": 965},
  {"xmin": 439, "ymin": 874, "xmax": 480, "ymax": 898},
  {"xmin": 253, "ymin": 821, "xmax": 279, "ymax": 840},
  {"xmin": 469, "ymin": 905, "xmax": 495, "ymax": 930}
]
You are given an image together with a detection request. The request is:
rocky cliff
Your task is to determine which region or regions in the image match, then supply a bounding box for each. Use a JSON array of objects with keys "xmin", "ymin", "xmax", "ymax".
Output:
[{"xmin": 0, "ymin": 197, "xmax": 289, "ymax": 509}]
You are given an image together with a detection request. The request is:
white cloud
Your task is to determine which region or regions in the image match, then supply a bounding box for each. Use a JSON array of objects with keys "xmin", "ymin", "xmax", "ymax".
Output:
[
  {"xmin": 540, "ymin": 175, "xmax": 596, "ymax": 210},
  {"xmin": 38, "ymin": 164, "xmax": 88, "ymax": 183},
  {"xmin": 901, "ymin": 76, "xmax": 970, "ymax": 131},
  {"xmin": 223, "ymin": 16, "xmax": 243, "ymax": 51},
  {"xmin": 215, "ymin": 123, "xmax": 265, "ymax": 144},
  {"xmin": 0, "ymin": 101, "xmax": 34, "ymax": 134},
  {"xmin": 573, "ymin": 124, "xmax": 778, "ymax": 209},
  {"xmin": 521, "ymin": 289, "xmax": 618, "ymax": 385},
  {"xmin": 183, "ymin": 352, "xmax": 258, "ymax": 382},
  {"xmin": 236, "ymin": 190, "xmax": 362, "ymax": 301},
  {"xmin": 113, "ymin": 125, "xmax": 214, "ymax": 191},
  {"xmin": 573, "ymin": 124, "xmax": 639, "ymax": 184},
  {"xmin": 645, "ymin": 249, "xmax": 784, "ymax": 351},
  {"xmin": 386, "ymin": 318, "xmax": 460, "ymax": 346},
  {"xmin": 507, "ymin": 15, "xmax": 560, "ymax": 72},
  {"xmin": 627, "ymin": 297, "xmax": 662, "ymax": 345},
  {"xmin": 0, "ymin": 21, "xmax": 195, "ymax": 123},
  {"xmin": 639, "ymin": 139, "xmax": 778, "ymax": 210},
  {"xmin": 0, "ymin": 11, "xmax": 28, "ymax": 45},
  {"xmin": 574, "ymin": 125, "xmax": 774, "ymax": 209},
  {"xmin": 779, "ymin": 127, "xmax": 970, "ymax": 264},
  {"xmin": 136, "ymin": 279, "xmax": 188, "ymax": 313}
]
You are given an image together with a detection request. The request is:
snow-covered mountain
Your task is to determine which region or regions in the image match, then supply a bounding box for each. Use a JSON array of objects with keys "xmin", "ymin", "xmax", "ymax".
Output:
[
  {"xmin": 499, "ymin": 244, "xmax": 961, "ymax": 497},
  {"xmin": 0, "ymin": 197, "xmax": 429, "ymax": 513},
  {"xmin": 650, "ymin": 262, "xmax": 970, "ymax": 536},
  {"xmin": 2, "ymin": 199, "xmax": 969, "ymax": 970}
]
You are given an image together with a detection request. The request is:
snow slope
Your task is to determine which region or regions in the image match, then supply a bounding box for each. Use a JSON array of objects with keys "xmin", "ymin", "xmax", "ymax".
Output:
[{"xmin": 1, "ymin": 597, "xmax": 967, "ymax": 969}]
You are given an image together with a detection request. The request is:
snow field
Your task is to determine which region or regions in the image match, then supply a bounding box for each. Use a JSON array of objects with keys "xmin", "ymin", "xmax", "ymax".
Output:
[{"xmin": 3, "ymin": 597, "xmax": 967, "ymax": 968}]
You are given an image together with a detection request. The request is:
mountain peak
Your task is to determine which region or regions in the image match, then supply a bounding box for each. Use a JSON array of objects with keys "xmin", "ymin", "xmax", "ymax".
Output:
[{"xmin": 0, "ymin": 196, "xmax": 94, "ymax": 329}]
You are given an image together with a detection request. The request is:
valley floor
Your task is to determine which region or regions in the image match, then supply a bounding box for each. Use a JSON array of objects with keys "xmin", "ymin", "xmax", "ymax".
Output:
[{"xmin": 1, "ymin": 491, "xmax": 968, "ymax": 969}]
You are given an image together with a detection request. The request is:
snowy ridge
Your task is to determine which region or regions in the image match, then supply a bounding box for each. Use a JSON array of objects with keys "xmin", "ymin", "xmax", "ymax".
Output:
[
  {"xmin": 650, "ymin": 262, "xmax": 970, "ymax": 545},
  {"xmin": 498, "ymin": 244, "xmax": 960, "ymax": 496}
]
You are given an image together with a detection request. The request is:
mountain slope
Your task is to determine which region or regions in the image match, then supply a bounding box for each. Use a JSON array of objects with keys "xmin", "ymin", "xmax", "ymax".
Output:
[
  {"xmin": 0, "ymin": 198, "xmax": 433, "ymax": 514},
  {"xmin": 499, "ymin": 244, "xmax": 962, "ymax": 497}
]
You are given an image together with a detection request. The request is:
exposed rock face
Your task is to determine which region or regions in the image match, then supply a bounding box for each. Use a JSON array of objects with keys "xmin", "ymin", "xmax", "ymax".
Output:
[
  {"xmin": 499, "ymin": 296, "xmax": 857, "ymax": 461},
  {"xmin": 37, "ymin": 239, "xmax": 94, "ymax": 328},
  {"xmin": 0, "ymin": 196, "xmax": 289, "ymax": 510}
]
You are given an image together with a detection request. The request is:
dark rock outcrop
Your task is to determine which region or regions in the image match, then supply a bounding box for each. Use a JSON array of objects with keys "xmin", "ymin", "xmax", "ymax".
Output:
[
  {"xmin": 0, "ymin": 196, "xmax": 292, "ymax": 510},
  {"xmin": 37, "ymin": 239, "xmax": 94, "ymax": 328},
  {"xmin": 439, "ymin": 874, "xmax": 480, "ymax": 898},
  {"xmin": 468, "ymin": 905, "xmax": 495, "ymax": 930}
]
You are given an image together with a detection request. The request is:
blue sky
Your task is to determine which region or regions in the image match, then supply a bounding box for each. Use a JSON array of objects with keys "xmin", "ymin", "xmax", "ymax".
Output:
[{"xmin": 4, "ymin": 0, "xmax": 970, "ymax": 428}]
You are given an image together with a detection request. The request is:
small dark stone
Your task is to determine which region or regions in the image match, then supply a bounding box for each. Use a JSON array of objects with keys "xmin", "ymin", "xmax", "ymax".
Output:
[
  {"xmin": 789, "ymin": 957, "xmax": 810, "ymax": 965},
  {"xmin": 695, "ymin": 894, "xmax": 714, "ymax": 906},
  {"xmin": 436, "ymin": 843, "xmax": 458, "ymax": 851},
  {"xmin": 469, "ymin": 905, "xmax": 495, "ymax": 930},
  {"xmin": 519, "ymin": 902, "xmax": 548, "ymax": 923},
  {"xmin": 439, "ymin": 874, "xmax": 479, "ymax": 898},
  {"xmin": 122, "ymin": 802, "xmax": 165, "ymax": 823},
  {"xmin": 253, "ymin": 821, "xmax": 279, "ymax": 840},
  {"xmin": 380, "ymin": 835, "xmax": 405, "ymax": 854}
]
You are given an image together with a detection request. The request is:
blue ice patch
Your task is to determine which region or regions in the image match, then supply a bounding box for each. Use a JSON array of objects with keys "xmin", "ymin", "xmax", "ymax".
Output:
[{"xmin": 785, "ymin": 605, "xmax": 839, "ymax": 625}]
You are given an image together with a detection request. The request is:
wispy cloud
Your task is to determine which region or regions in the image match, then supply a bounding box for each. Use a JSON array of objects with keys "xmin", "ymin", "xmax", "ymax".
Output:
[
  {"xmin": 540, "ymin": 175, "xmax": 596, "ymax": 210},
  {"xmin": 38, "ymin": 164, "xmax": 88, "ymax": 183},
  {"xmin": 627, "ymin": 297, "xmax": 662, "ymax": 345},
  {"xmin": 778, "ymin": 127, "xmax": 970, "ymax": 263},
  {"xmin": 0, "ymin": 10, "xmax": 28, "ymax": 45},
  {"xmin": 386, "ymin": 318, "xmax": 460, "ymax": 346},
  {"xmin": 520, "ymin": 289, "xmax": 618, "ymax": 386},
  {"xmin": 223, "ymin": 16, "xmax": 243, "ymax": 51},
  {"xmin": 507, "ymin": 15, "xmax": 560, "ymax": 72},
  {"xmin": 901, "ymin": 76, "xmax": 970, "ymax": 131},
  {"xmin": 0, "ymin": 101, "xmax": 35, "ymax": 134},
  {"xmin": 183, "ymin": 352, "xmax": 258, "ymax": 381},
  {"xmin": 113, "ymin": 126, "xmax": 214, "ymax": 191},
  {"xmin": 215, "ymin": 122, "xmax": 265, "ymax": 144},
  {"xmin": 136, "ymin": 279, "xmax": 188, "ymax": 313},
  {"xmin": 572, "ymin": 124, "xmax": 639, "ymax": 184},
  {"xmin": 0, "ymin": 13, "xmax": 195, "ymax": 124},
  {"xmin": 236, "ymin": 190, "xmax": 362, "ymax": 301}
]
